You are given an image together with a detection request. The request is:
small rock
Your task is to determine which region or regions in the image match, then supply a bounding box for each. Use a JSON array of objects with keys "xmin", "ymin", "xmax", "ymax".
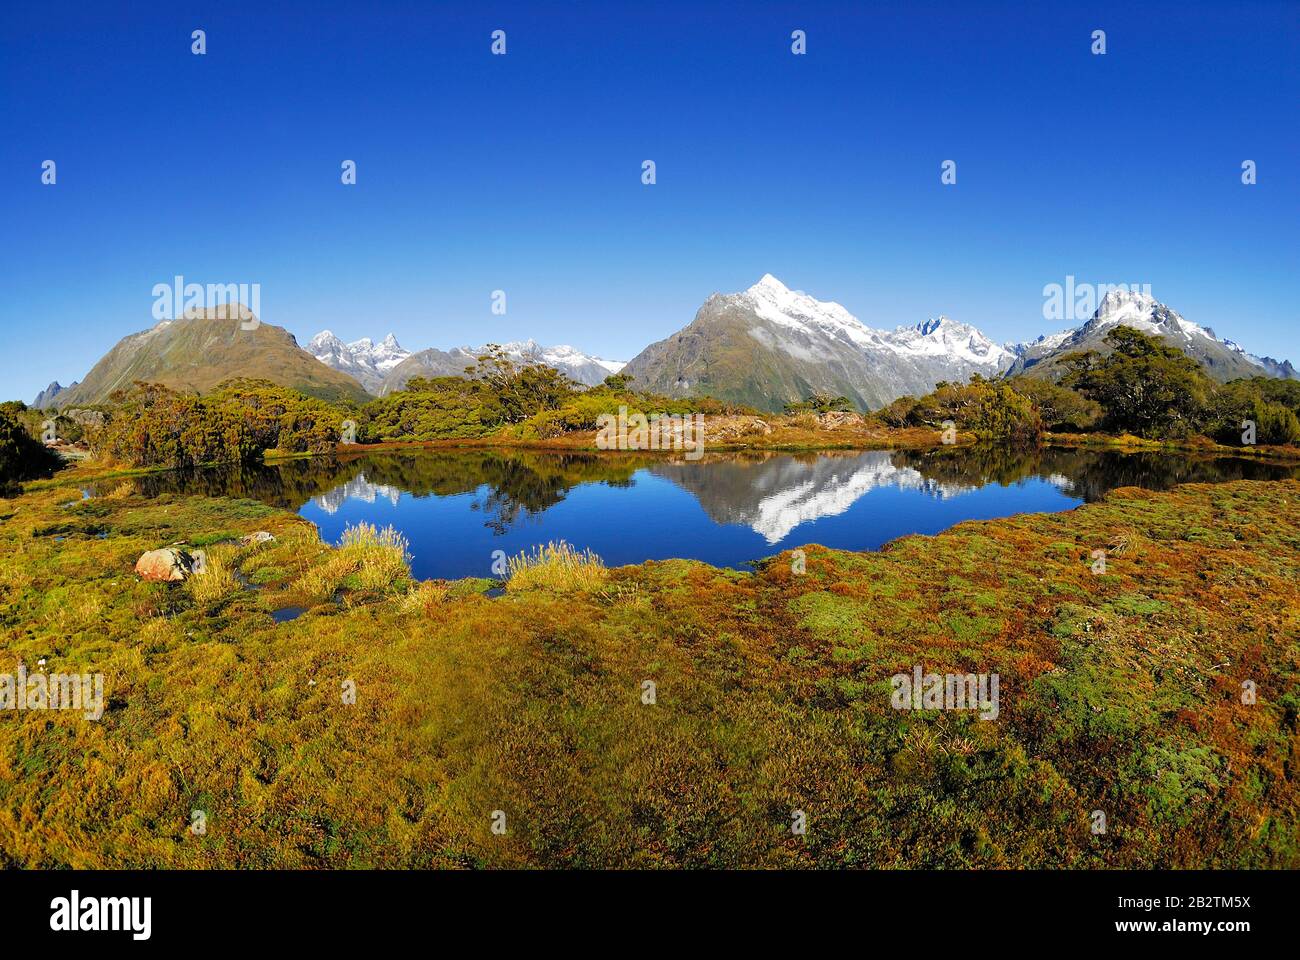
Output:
[
  {"xmin": 240, "ymin": 531, "xmax": 276, "ymax": 546},
  {"xmin": 135, "ymin": 547, "xmax": 194, "ymax": 582}
]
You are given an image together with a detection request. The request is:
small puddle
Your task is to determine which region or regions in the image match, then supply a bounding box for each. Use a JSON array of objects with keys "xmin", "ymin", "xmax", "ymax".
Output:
[
  {"xmin": 233, "ymin": 569, "xmax": 261, "ymax": 591},
  {"xmin": 271, "ymin": 606, "xmax": 307, "ymax": 623}
]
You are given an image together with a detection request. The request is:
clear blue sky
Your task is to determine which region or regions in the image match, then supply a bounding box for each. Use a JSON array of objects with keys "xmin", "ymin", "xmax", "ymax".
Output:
[{"xmin": 2, "ymin": 0, "xmax": 1296, "ymax": 403}]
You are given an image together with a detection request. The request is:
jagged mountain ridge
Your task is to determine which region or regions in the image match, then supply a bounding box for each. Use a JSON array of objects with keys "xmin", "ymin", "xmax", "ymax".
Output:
[
  {"xmin": 36, "ymin": 280, "xmax": 1294, "ymax": 413},
  {"xmin": 33, "ymin": 380, "xmax": 75, "ymax": 409},
  {"xmin": 308, "ymin": 331, "xmax": 412, "ymax": 394},
  {"xmin": 375, "ymin": 339, "xmax": 625, "ymax": 395}
]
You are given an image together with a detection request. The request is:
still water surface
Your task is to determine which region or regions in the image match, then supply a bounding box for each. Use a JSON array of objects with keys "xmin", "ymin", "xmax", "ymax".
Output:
[{"xmin": 116, "ymin": 446, "xmax": 1297, "ymax": 579}]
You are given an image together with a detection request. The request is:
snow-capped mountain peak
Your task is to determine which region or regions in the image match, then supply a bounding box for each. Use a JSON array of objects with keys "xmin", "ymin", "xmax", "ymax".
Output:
[
  {"xmin": 734, "ymin": 275, "xmax": 1011, "ymax": 369},
  {"xmin": 884, "ymin": 316, "xmax": 1013, "ymax": 367},
  {"xmin": 314, "ymin": 330, "xmax": 627, "ymax": 394},
  {"xmin": 1088, "ymin": 289, "xmax": 1210, "ymax": 343},
  {"xmin": 1005, "ymin": 288, "xmax": 1294, "ymax": 382},
  {"xmin": 308, "ymin": 331, "xmax": 412, "ymax": 393},
  {"xmin": 487, "ymin": 340, "xmax": 626, "ymax": 377},
  {"xmin": 739, "ymin": 274, "xmax": 879, "ymax": 350}
]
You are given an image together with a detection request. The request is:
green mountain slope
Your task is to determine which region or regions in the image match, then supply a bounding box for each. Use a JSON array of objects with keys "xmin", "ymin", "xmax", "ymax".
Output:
[{"xmin": 53, "ymin": 307, "xmax": 370, "ymax": 407}]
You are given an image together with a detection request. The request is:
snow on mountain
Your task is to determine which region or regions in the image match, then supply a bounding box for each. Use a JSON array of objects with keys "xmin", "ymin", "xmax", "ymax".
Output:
[
  {"xmin": 623, "ymin": 274, "xmax": 1022, "ymax": 411},
  {"xmin": 1006, "ymin": 288, "xmax": 1292, "ymax": 383},
  {"xmin": 308, "ymin": 330, "xmax": 412, "ymax": 394},
  {"xmin": 488, "ymin": 340, "xmax": 627, "ymax": 382},
  {"xmin": 743, "ymin": 274, "xmax": 882, "ymax": 351},
  {"xmin": 883, "ymin": 315, "xmax": 1013, "ymax": 367},
  {"xmin": 310, "ymin": 281, "xmax": 1293, "ymax": 407},
  {"xmin": 1089, "ymin": 289, "xmax": 1212, "ymax": 342},
  {"xmin": 343, "ymin": 333, "xmax": 626, "ymax": 392},
  {"xmin": 651, "ymin": 450, "xmax": 978, "ymax": 544},
  {"xmin": 348, "ymin": 334, "xmax": 410, "ymax": 372},
  {"xmin": 738, "ymin": 275, "xmax": 1011, "ymax": 370}
]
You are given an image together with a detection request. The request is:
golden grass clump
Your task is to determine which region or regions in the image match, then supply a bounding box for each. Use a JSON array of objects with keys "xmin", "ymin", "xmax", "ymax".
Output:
[
  {"xmin": 400, "ymin": 580, "xmax": 451, "ymax": 615},
  {"xmin": 185, "ymin": 545, "xmax": 240, "ymax": 606},
  {"xmin": 505, "ymin": 540, "xmax": 608, "ymax": 593},
  {"xmin": 295, "ymin": 522, "xmax": 411, "ymax": 601}
]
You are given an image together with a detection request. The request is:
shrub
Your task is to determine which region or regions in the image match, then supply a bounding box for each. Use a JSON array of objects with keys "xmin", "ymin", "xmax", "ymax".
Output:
[
  {"xmin": 784, "ymin": 392, "xmax": 854, "ymax": 414},
  {"xmin": 358, "ymin": 377, "xmax": 502, "ymax": 442},
  {"xmin": 1007, "ymin": 377, "xmax": 1102, "ymax": 432},
  {"xmin": 93, "ymin": 380, "xmax": 346, "ymax": 468},
  {"xmin": 1209, "ymin": 380, "xmax": 1300, "ymax": 446},
  {"xmin": 1061, "ymin": 327, "xmax": 1214, "ymax": 439},
  {"xmin": 967, "ymin": 383, "xmax": 1043, "ymax": 442},
  {"xmin": 871, "ymin": 377, "xmax": 1040, "ymax": 442},
  {"xmin": 1248, "ymin": 399, "xmax": 1300, "ymax": 446},
  {"xmin": 876, "ymin": 396, "xmax": 920, "ymax": 428},
  {"xmin": 0, "ymin": 409, "xmax": 61, "ymax": 487}
]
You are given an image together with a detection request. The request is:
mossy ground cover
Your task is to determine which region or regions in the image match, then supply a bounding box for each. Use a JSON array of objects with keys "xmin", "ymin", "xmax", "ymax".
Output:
[{"xmin": 1, "ymin": 470, "xmax": 1297, "ymax": 868}]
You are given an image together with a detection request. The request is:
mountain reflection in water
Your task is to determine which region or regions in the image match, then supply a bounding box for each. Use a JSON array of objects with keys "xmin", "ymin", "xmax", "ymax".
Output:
[{"xmin": 108, "ymin": 446, "xmax": 1298, "ymax": 579}]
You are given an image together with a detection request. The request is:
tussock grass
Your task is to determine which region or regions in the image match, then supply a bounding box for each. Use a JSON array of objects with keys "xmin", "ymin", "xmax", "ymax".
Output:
[
  {"xmin": 505, "ymin": 540, "xmax": 608, "ymax": 593},
  {"xmin": 295, "ymin": 552, "xmax": 354, "ymax": 601},
  {"xmin": 295, "ymin": 522, "xmax": 412, "ymax": 600},
  {"xmin": 400, "ymin": 580, "xmax": 451, "ymax": 614},
  {"xmin": 185, "ymin": 545, "xmax": 240, "ymax": 606}
]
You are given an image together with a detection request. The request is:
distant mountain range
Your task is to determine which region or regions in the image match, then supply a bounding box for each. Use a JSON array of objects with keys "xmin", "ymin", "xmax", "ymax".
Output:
[
  {"xmin": 355, "ymin": 339, "xmax": 626, "ymax": 395},
  {"xmin": 306, "ymin": 331, "xmax": 625, "ymax": 395},
  {"xmin": 33, "ymin": 380, "xmax": 74, "ymax": 409},
  {"xmin": 307, "ymin": 331, "xmax": 412, "ymax": 394},
  {"xmin": 624, "ymin": 275, "xmax": 1295, "ymax": 411},
  {"xmin": 32, "ymin": 277, "xmax": 1295, "ymax": 411}
]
